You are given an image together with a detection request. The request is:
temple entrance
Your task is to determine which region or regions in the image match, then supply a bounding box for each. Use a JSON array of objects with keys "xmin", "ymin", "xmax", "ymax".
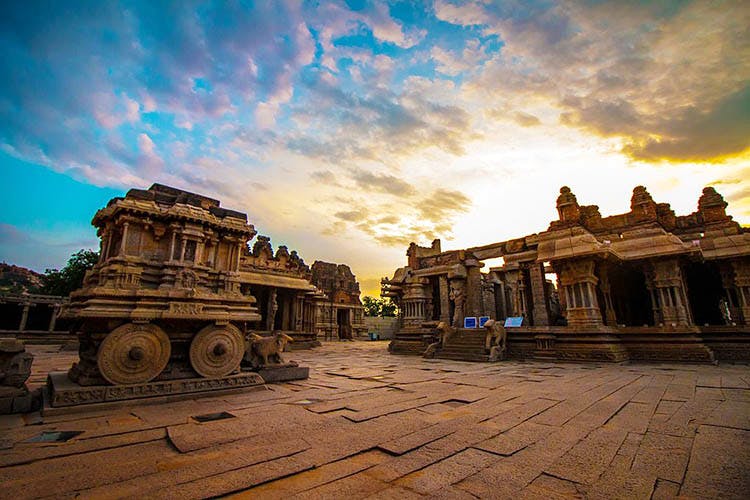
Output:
[
  {"xmin": 608, "ymin": 264, "xmax": 653, "ymax": 326},
  {"xmin": 337, "ymin": 308, "xmax": 351, "ymax": 339},
  {"xmin": 685, "ymin": 262, "xmax": 725, "ymax": 325}
]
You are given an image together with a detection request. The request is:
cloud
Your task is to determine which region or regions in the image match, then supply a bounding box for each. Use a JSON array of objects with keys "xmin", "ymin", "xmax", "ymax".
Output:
[
  {"xmin": 349, "ymin": 168, "xmax": 416, "ymax": 197},
  {"xmin": 514, "ymin": 111, "xmax": 541, "ymax": 127},
  {"xmin": 459, "ymin": 0, "xmax": 750, "ymax": 163},
  {"xmin": 417, "ymin": 188, "xmax": 472, "ymax": 223}
]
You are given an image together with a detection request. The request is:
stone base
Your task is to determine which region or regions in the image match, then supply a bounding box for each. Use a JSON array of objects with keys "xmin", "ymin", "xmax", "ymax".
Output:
[
  {"xmin": 254, "ymin": 363, "xmax": 309, "ymax": 383},
  {"xmin": 0, "ymin": 386, "xmax": 43, "ymax": 414},
  {"xmin": 46, "ymin": 371, "xmax": 266, "ymax": 411}
]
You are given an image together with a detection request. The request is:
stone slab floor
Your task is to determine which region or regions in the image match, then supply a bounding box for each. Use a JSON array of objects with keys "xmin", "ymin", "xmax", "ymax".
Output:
[{"xmin": 1, "ymin": 341, "xmax": 749, "ymax": 499}]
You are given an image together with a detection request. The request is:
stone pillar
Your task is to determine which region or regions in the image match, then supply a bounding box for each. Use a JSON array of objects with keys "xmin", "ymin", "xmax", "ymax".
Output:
[
  {"xmin": 18, "ymin": 303, "xmax": 30, "ymax": 332},
  {"xmin": 120, "ymin": 222, "xmax": 130, "ymax": 256},
  {"xmin": 529, "ymin": 262, "xmax": 551, "ymax": 326},
  {"xmin": 598, "ymin": 265, "xmax": 617, "ymax": 326},
  {"xmin": 295, "ymin": 295, "xmax": 304, "ymax": 331},
  {"xmin": 179, "ymin": 235, "xmax": 187, "ymax": 261},
  {"xmin": 438, "ymin": 275, "xmax": 450, "ymax": 324},
  {"xmin": 556, "ymin": 259, "xmax": 603, "ymax": 327},
  {"xmin": 48, "ymin": 304, "xmax": 60, "ymax": 332},
  {"xmin": 169, "ymin": 231, "xmax": 177, "ymax": 261},
  {"xmin": 267, "ymin": 288, "xmax": 278, "ymax": 331},
  {"xmin": 449, "ymin": 278, "xmax": 466, "ymax": 328},
  {"xmin": 732, "ymin": 259, "xmax": 750, "ymax": 325},
  {"xmin": 465, "ymin": 261, "xmax": 483, "ymax": 318},
  {"xmin": 719, "ymin": 263, "xmax": 741, "ymax": 324},
  {"xmin": 650, "ymin": 258, "xmax": 691, "ymax": 326}
]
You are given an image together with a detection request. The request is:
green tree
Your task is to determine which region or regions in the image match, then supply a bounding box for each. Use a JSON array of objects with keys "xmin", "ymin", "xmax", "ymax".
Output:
[
  {"xmin": 362, "ymin": 296, "xmax": 381, "ymax": 317},
  {"xmin": 361, "ymin": 296, "xmax": 398, "ymax": 317},
  {"xmin": 39, "ymin": 249, "xmax": 99, "ymax": 297},
  {"xmin": 380, "ymin": 298, "xmax": 397, "ymax": 317}
]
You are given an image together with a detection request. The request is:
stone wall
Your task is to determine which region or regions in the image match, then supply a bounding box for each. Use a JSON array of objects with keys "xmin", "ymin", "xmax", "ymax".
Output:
[{"xmin": 364, "ymin": 317, "xmax": 399, "ymax": 339}]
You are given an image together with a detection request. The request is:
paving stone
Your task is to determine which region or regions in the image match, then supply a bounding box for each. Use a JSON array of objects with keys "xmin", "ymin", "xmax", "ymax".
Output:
[
  {"xmin": 228, "ymin": 450, "xmax": 390, "ymax": 499},
  {"xmin": 630, "ymin": 431, "xmax": 692, "ymax": 483},
  {"xmin": 703, "ymin": 400, "xmax": 750, "ymax": 430},
  {"xmin": 475, "ymin": 421, "xmax": 557, "ymax": 456},
  {"xmin": 395, "ymin": 448, "xmax": 499, "ymax": 494},
  {"xmin": 1, "ymin": 342, "xmax": 748, "ymax": 498},
  {"xmin": 680, "ymin": 425, "xmax": 750, "ymax": 499}
]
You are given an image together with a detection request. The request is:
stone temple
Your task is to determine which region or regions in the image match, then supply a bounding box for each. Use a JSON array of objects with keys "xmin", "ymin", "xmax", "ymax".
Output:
[
  {"xmin": 44, "ymin": 183, "xmax": 364, "ymax": 408},
  {"xmin": 383, "ymin": 186, "xmax": 750, "ymax": 362}
]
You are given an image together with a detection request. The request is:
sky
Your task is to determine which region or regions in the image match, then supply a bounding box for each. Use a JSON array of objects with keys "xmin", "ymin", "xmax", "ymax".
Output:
[{"xmin": 1, "ymin": 0, "xmax": 749, "ymax": 297}]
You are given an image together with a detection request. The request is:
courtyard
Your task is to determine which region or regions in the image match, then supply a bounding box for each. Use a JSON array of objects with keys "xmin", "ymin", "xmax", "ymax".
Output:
[{"xmin": 1, "ymin": 341, "xmax": 749, "ymax": 499}]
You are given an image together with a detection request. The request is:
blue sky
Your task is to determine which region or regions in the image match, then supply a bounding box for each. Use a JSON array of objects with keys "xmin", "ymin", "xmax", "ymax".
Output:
[{"xmin": 1, "ymin": 0, "xmax": 748, "ymax": 294}]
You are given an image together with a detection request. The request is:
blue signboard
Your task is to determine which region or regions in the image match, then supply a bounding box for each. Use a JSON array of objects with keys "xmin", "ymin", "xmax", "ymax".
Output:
[
  {"xmin": 504, "ymin": 316, "xmax": 524, "ymax": 327},
  {"xmin": 463, "ymin": 316, "xmax": 478, "ymax": 329},
  {"xmin": 478, "ymin": 316, "xmax": 490, "ymax": 327}
]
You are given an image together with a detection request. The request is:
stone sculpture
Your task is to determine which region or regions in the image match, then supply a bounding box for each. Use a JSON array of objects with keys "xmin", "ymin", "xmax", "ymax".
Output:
[
  {"xmin": 423, "ymin": 321, "xmax": 455, "ymax": 359},
  {"xmin": 483, "ymin": 319, "xmax": 507, "ymax": 362},
  {"xmin": 0, "ymin": 338, "xmax": 40, "ymax": 413},
  {"xmin": 246, "ymin": 331, "xmax": 294, "ymax": 367}
]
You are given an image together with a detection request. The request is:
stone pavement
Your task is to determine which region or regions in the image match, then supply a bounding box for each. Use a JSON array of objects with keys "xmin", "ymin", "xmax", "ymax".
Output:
[{"xmin": 1, "ymin": 341, "xmax": 749, "ymax": 499}]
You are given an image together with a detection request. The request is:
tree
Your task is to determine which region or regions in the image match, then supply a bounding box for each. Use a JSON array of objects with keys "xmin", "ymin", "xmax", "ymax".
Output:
[
  {"xmin": 380, "ymin": 298, "xmax": 397, "ymax": 317},
  {"xmin": 362, "ymin": 296, "xmax": 381, "ymax": 317},
  {"xmin": 361, "ymin": 296, "xmax": 398, "ymax": 317},
  {"xmin": 39, "ymin": 249, "xmax": 99, "ymax": 297}
]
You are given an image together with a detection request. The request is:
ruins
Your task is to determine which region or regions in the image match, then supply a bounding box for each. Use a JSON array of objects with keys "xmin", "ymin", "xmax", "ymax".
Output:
[
  {"xmin": 310, "ymin": 261, "xmax": 367, "ymax": 340},
  {"xmin": 46, "ymin": 184, "xmax": 363, "ymax": 409},
  {"xmin": 383, "ymin": 186, "xmax": 750, "ymax": 362}
]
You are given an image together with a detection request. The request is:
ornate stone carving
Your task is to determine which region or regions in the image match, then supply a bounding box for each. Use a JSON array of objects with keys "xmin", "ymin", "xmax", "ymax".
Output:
[
  {"xmin": 189, "ymin": 324, "xmax": 245, "ymax": 378},
  {"xmin": 0, "ymin": 339, "xmax": 32, "ymax": 388},
  {"xmin": 245, "ymin": 331, "xmax": 294, "ymax": 367},
  {"xmin": 97, "ymin": 323, "xmax": 171, "ymax": 385},
  {"xmin": 483, "ymin": 319, "xmax": 507, "ymax": 362}
]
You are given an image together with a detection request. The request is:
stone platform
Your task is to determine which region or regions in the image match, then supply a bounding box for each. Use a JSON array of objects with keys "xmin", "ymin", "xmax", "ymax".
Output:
[
  {"xmin": 45, "ymin": 371, "xmax": 267, "ymax": 414},
  {"xmin": 1, "ymin": 341, "xmax": 748, "ymax": 499}
]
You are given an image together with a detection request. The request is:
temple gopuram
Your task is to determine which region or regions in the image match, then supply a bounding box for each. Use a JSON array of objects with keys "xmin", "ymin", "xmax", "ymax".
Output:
[{"xmin": 382, "ymin": 186, "xmax": 750, "ymax": 362}]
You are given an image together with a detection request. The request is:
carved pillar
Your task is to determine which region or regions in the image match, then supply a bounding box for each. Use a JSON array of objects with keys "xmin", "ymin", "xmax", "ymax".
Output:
[
  {"xmin": 449, "ymin": 278, "xmax": 466, "ymax": 328},
  {"xmin": 179, "ymin": 235, "xmax": 187, "ymax": 261},
  {"xmin": 719, "ymin": 262, "xmax": 741, "ymax": 324},
  {"xmin": 529, "ymin": 262, "xmax": 551, "ymax": 326},
  {"xmin": 267, "ymin": 288, "xmax": 278, "ymax": 331},
  {"xmin": 517, "ymin": 273, "xmax": 528, "ymax": 321},
  {"xmin": 295, "ymin": 294, "xmax": 304, "ymax": 331},
  {"xmin": 402, "ymin": 280, "xmax": 429, "ymax": 328},
  {"xmin": 438, "ymin": 275, "xmax": 450, "ymax": 324},
  {"xmin": 556, "ymin": 259, "xmax": 603, "ymax": 327},
  {"xmin": 649, "ymin": 258, "xmax": 691, "ymax": 326},
  {"xmin": 732, "ymin": 259, "xmax": 750, "ymax": 325},
  {"xmin": 598, "ymin": 265, "xmax": 617, "ymax": 326}
]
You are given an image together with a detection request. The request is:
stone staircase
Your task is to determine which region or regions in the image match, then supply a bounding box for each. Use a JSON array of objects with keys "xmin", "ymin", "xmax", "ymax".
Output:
[{"xmin": 435, "ymin": 328, "xmax": 489, "ymax": 362}]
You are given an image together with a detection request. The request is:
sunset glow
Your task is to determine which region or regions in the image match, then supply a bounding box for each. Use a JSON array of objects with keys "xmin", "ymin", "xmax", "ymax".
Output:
[{"xmin": 1, "ymin": 1, "xmax": 748, "ymax": 296}]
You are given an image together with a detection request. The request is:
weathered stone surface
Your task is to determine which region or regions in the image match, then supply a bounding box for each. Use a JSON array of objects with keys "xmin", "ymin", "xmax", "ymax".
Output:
[
  {"xmin": 47, "ymin": 371, "xmax": 265, "ymax": 408},
  {"xmin": 0, "ymin": 342, "xmax": 748, "ymax": 498},
  {"xmin": 384, "ymin": 186, "xmax": 750, "ymax": 362}
]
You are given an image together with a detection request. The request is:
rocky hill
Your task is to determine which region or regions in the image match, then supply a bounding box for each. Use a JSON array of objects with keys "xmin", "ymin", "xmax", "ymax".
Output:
[{"xmin": 0, "ymin": 263, "xmax": 43, "ymax": 294}]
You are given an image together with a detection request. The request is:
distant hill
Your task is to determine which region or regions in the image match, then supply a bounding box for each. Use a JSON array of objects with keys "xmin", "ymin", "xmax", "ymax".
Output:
[{"xmin": 0, "ymin": 263, "xmax": 43, "ymax": 294}]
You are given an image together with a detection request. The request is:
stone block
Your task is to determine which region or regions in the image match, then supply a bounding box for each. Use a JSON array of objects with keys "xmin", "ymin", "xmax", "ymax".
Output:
[{"xmin": 256, "ymin": 365, "xmax": 309, "ymax": 383}]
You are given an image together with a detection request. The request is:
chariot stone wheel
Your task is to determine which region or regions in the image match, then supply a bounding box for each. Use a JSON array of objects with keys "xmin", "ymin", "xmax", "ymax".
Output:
[
  {"xmin": 97, "ymin": 323, "xmax": 171, "ymax": 385},
  {"xmin": 189, "ymin": 324, "xmax": 244, "ymax": 378}
]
